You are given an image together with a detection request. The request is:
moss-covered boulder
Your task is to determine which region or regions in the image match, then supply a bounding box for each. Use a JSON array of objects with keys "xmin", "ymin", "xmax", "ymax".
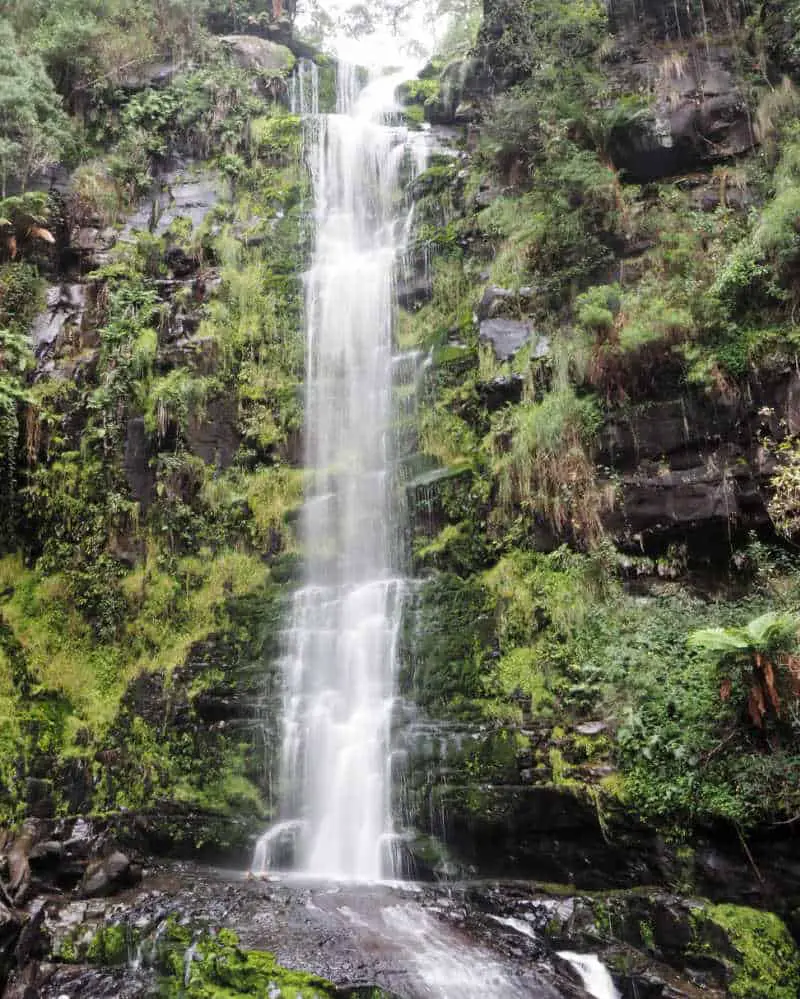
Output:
[{"xmin": 691, "ymin": 904, "xmax": 800, "ymax": 999}]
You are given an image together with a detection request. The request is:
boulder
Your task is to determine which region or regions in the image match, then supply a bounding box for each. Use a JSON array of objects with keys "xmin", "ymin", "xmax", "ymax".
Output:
[
  {"xmin": 477, "ymin": 285, "xmax": 535, "ymax": 320},
  {"xmin": 79, "ymin": 851, "xmax": 139, "ymax": 899},
  {"xmin": 220, "ymin": 35, "xmax": 295, "ymax": 78},
  {"xmin": 479, "ymin": 318, "xmax": 548, "ymax": 361}
]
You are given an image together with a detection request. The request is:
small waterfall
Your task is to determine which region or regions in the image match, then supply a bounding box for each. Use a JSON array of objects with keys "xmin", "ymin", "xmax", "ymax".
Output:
[
  {"xmin": 382, "ymin": 905, "xmax": 542, "ymax": 998},
  {"xmin": 558, "ymin": 952, "xmax": 620, "ymax": 999},
  {"xmin": 253, "ymin": 63, "xmax": 428, "ymax": 880},
  {"xmin": 291, "ymin": 58, "xmax": 319, "ymax": 115}
]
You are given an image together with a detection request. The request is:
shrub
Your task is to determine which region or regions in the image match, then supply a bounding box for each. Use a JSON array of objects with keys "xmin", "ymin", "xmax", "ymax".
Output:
[{"xmin": 490, "ymin": 388, "xmax": 610, "ymax": 543}]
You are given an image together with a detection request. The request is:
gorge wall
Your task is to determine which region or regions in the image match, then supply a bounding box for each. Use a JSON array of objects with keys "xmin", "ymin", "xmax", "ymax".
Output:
[{"xmin": 0, "ymin": 1, "xmax": 799, "ymax": 996}]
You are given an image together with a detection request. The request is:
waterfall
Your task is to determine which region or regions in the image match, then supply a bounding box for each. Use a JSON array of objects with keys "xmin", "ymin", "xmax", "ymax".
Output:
[{"xmin": 253, "ymin": 61, "xmax": 427, "ymax": 881}]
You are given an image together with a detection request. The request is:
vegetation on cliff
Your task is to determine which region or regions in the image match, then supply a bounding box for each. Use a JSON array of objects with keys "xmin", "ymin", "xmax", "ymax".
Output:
[
  {"xmin": 0, "ymin": 0, "xmax": 309, "ymax": 840},
  {"xmin": 398, "ymin": 0, "xmax": 800, "ymax": 851}
]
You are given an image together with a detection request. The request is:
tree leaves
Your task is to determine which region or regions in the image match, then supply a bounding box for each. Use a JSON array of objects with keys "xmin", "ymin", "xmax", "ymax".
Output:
[{"xmin": 688, "ymin": 612, "xmax": 799, "ymax": 731}]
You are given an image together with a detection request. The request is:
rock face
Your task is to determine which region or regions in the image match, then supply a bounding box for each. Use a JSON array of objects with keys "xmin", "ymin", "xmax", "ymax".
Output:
[
  {"xmin": 595, "ymin": 376, "xmax": 800, "ymax": 552},
  {"xmin": 609, "ymin": 50, "xmax": 755, "ymax": 181},
  {"xmin": 220, "ymin": 35, "xmax": 295, "ymax": 77}
]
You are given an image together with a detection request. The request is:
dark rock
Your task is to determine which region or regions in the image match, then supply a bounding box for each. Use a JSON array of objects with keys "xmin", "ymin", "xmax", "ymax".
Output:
[
  {"xmin": 477, "ymin": 374, "xmax": 525, "ymax": 410},
  {"xmin": 72, "ymin": 226, "xmax": 117, "ymax": 271},
  {"xmin": 13, "ymin": 902, "xmax": 46, "ymax": 968},
  {"xmin": 80, "ymin": 851, "xmax": 137, "ymax": 899},
  {"xmin": 123, "ymin": 417, "xmax": 156, "ymax": 509},
  {"xmin": 118, "ymin": 61, "xmax": 182, "ymax": 90},
  {"xmin": 26, "ymin": 843, "xmax": 62, "ymax": 870},
  {"xmin": 477, "ymin": 285, "xmax": 514, "ymax": 320},
  {"xmin": 24, "ymin": 782, "xmax": 53, "ymax": 822},
  {"xmin": 160, "ymin": 335, "xmax": 219, "ymax": 376},
  {"xmin": 396, "ymin": 271, "xmax": 432, "ymax": 311},
  {"xmin": 164, "ymin": 245, "xmax": 197, "ymax": 278},
  {"xmin": 424, "ymin": 57, "xmax": 490, "ymax": 125},
  {"xmin": 185, "ymin": 397, "xmax": 240, "ymax": 469},
  {"xmin": 608, "ymin": 51, "xmax": 755, "ymax": 181},
  {"xmin": 120, "ymin": 172, "xmax": 221, "ymax": 242},
  {"xmin": 0, "ymin": 902, "xmax": 22, "ymax": 969}
]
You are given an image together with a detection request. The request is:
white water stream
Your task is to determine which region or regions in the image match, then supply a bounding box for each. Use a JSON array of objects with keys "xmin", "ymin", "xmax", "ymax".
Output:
[{"xmin": 253, "ymin": 62, "xmax": 427, "ymax": 881}]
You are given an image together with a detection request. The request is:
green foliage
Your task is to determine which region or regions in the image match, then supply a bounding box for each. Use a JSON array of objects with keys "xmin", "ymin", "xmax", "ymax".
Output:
[
  {"xmin": 87, "ymin": 924, "xmax": 131, "ymax": 966},
  {"xmin": 0, "ymin": 20, "xmax": 71, "ymax": 196},
  {"xmin": 766, "ymin": 436, "xmax": 800, "ymax": 538},
  {"xmin": 402, "ymin": 573, "xmax": 493, "ymax": 714},
  {"xmin": 688, "ymin": 612, "xmax": 799, "ymax": 657},
  {"xmin": 490, "ymin": 388, "xmax": 609, "ymax": 542},
  {"xmin": 483, "ymin": 0, "xmax": 608, "ymax": 83}
]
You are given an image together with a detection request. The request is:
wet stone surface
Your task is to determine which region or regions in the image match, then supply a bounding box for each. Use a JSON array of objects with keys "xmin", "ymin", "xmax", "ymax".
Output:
[{"xmin": 21, "ymin": 864, "xmax": 594, "ymax": 999}]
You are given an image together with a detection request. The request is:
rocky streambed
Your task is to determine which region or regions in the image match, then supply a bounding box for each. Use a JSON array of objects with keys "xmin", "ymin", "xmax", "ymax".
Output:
[{"xmin": 3, "ymin": 843, "xmax": 798, "ymax": 999}]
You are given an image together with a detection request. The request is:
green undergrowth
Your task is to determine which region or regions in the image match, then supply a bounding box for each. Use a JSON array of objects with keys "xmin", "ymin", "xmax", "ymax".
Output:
[
  {"xmin": 0, "ymin": 94, "xmax": 306, "ymax": 830},
  {"xmin": 396, "ymin": 0, "xmax": 800, "ymax": 842},
  {"xmin": 403, "ymin": 533, "xmax": 800, "ymax": 830}
]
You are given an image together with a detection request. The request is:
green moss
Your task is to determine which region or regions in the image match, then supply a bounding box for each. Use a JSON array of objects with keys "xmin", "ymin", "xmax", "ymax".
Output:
[
  {"xmin": 692, "ymin": 904, "xmax": 800, "ymax": 999},
  {"xmin": 157, "ymin": 926, "xmax": 342, "ymax": 998},
  {"xmin": 639, "ymin": 919, "xmax": 655, "ymax": 952},
  {"xmin": 87, "ymin": 923, "xmax": 131, "ymax": 966},
  {"xmin": 54, "ymin": 934, "xmax": 79, "ymax": 963}
]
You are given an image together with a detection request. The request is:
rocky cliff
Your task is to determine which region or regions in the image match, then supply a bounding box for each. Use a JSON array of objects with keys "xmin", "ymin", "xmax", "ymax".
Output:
[{"xmin": 0, "ymin": 1, "xmax": 799, "ymax": 996}]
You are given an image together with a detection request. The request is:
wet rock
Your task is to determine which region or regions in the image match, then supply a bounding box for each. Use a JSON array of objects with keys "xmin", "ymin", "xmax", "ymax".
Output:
[
  {"xmin": 185, "ymin": 397, "xmax": 240, "ymax": 469},
  {"xmin": 120, "ymin": 172, "xmax": 220, "ymax": 241},
  {"xmin": 424, "ymin": 57, "xmax": 490, "ymax": 125},
  {"xmin": 160, "ymin": 335, "xmax": 219, "ymax": 376},
  {"xmin": 30, "ymin": 285, "xmax": 88, "ymax": 353},
  {"xmin": 80, "ymin": 852, "xmax": 138, "ymax": 899},
  {"xmin": 118, "ymin": 61, "xmax": 182, "ymax": 90},
  {"xmin": 575, "ymin": 722, "xmax": 607, "ymax": 736},
  {"xmin": 479, "ymin": 318, "xmax": 546, "ymax": 361},
  {"xmin": 609, "ymin": 51, "xmax": 755, "ymax": 181},
  {"xmin": 164, "ymin": 245, "xmax": 197, "ymax": 278},
  {"xmin": 0, "ymin": 902, "xmax": 22, "ymax": 966},
  {"xmin": 477, "ymin": 374, "xmax": 525, "ymax": 410},
  {"xmin": 6, "ymin": 831, "xmax": 34, "ymax": 907},
  {"xmin": 123, "ymin": 417, "xmax": 156, "ymax": 510},
  {"xmin": 14, "ymin": 902, "xmax": 47, "ymax": 968},
  {"xmin": 72, "ymin": 226, "xmax": 116, "ymax": 271},
  {"xmin": 220, "ymin": 35, "xmax": 295, "ymax": 78},
  {"xmin": 396, "ymin": 271, "xmax": 432, "ymax": 311}
]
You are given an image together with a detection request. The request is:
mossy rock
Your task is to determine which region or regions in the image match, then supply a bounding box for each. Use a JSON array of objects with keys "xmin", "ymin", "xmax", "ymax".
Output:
[
  {"xmin": 87, "ymin": 923, "xmax": 134, "ymax": 966},
  {"xmin": 157, "ymin": 925, "xmax": 345, "ymax": 998},
  {"xmin": 691, "ymin": 904, "xmax": 800, "ymax": 999}
]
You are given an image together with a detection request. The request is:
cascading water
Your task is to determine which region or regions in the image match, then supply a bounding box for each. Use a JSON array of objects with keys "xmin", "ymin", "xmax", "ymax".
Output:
[{"xmin": 253, "ymin": 62, "xmax": 427, "ymax": 881}]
